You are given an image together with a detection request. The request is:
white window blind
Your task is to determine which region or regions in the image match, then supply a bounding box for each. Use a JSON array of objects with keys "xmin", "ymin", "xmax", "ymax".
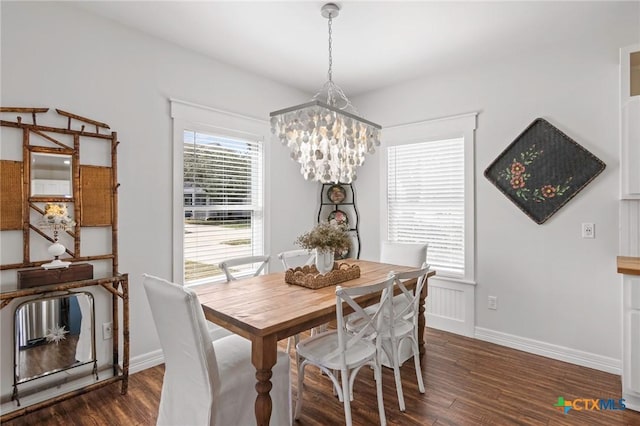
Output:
[
  {"xmin": 183, "ymin": 130, "xmax": 263, "ymax": 284},
  {"xmin": 387, "ymin": 137, "xmax": 465, "ymax": 277}
]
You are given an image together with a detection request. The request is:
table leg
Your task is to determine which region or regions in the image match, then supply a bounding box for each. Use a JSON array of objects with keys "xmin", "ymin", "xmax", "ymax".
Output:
[
  {"xmin": 251, "ymin": 334, "xmax": 277, "ymax": 426},
  {"xmin": 418, "ymin": 281, "xmax": 427, "ymax": 357}
]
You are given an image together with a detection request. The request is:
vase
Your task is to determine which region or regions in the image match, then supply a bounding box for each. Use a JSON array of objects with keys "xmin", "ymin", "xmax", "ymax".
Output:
[
  {"xmin": 315, "ymin": 249, "xmax": 334, "ymax": 275},
  {"xmin": 43, "ymin": 238, "xmax": 71, "ymax": 270}
]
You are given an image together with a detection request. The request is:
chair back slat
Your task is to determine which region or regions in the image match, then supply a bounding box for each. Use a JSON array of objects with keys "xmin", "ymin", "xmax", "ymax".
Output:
[
  {"xmin": 277, "ymin": 249, "xmax": 315, "ymax": 269},
  {"xmin": 391, "ymin": 263, "xmax": 430, "ymax": 324},
  {"xmin": 333, "ymin": 277, "xmax": 394, "ymax": 362},
  {"xmin": 219, "ymin": 255, "xmax": 270, "ymax": 282}
]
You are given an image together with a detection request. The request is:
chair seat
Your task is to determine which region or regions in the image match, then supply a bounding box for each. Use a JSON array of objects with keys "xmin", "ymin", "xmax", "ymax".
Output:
[
  {"xmin": 207, "ymin": 322, "xmax": 233, "ymax": 342},
  {"xmin": 378, "ymin": 319, "xmax": 413, "ymax": 339},
  {"xmin": 212, "ymin": 334, "xmax": 291, "ymax": 426},
  {"xmin": 296, "ymin": 330, "xmax": 377, "ymax": 370},
  {"xmin": 365, "ymin": 294, "xmax": 411, "ymax": 315}
]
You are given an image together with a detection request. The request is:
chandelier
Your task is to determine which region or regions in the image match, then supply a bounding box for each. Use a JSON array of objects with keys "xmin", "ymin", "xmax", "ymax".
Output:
[{"xmin": 269, "ymin": 3, "xmax": 381, "ymax": 184}]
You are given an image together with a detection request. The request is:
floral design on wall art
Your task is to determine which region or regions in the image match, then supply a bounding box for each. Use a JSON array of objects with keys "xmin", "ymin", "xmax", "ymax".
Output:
[
  {"xmin": 484, "ymin": 118, "xmax": 606, "ymax": 224},
  {"xmin": 496, "ymin": 145, "xmax": 572, "ymax": 203}
]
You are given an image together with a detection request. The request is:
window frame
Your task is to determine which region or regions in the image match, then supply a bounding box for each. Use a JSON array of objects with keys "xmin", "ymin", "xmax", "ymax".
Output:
[
  {"xmin": 380, "ymin": 112, "xmax": 477, "ymax": 283},
  {"xmin": 171, "ymin": 99, "xmax": 270, "ymax": 286}
]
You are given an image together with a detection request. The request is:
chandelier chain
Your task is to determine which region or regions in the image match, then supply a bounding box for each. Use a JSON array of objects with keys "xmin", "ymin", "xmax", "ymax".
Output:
[
  {"xmin": 312, "ymin": 7, "xmax": 358, "ymax": 113},
  {"xmin": 327, "ymin": 13, "xmax": 333, "ymax": 83}
]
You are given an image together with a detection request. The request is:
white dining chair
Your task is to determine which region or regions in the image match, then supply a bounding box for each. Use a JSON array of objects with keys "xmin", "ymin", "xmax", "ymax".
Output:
[
  {"xmin": 380, "ymin": 265, "xmax": 431, "ymax": 411},
  {"xmin": 346, "ymin": 265, "xmax": 429, "ymax": 411},
  {"xmin": 295, "ymin": 276, "xmax": 394, "ymax": 426},
  {"xmin": 277, "ymin": 249, "xmax": 324, "ymax": 353},
  {"xmin": 379, "ymin": 241, "xmax": 428, "ymax": 366},
  {"xmin": 277, "ymin": 249, "xmax": 315, "ymax": 270},
  {"xmin": 216, "ymin": 254, "xmax": 271, "ymax": 341},
  {"xmin": 219, "ymin": 254, "xmax": 270, "ymax": 282},
  {"xmin": 142, "ymin": 274, "xmax": 291, "ymax": 426},
  {"xmin": 380, "ymin": 241, "xmax": 428, "ymax": 268}
]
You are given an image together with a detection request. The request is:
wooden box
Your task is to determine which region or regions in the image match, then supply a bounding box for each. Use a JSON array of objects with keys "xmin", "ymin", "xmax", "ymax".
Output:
[{"xmin": 17, "ymin": 263, "xmax": 94, "ymax": 289}]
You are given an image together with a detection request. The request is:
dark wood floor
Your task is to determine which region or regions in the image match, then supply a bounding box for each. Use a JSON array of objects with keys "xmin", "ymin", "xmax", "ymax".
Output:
[
  {"xmin": 4, "ymin": 328, "xmax": 640, "ymax": 425},
  {"xmin": 19, "ymin": 335, "xmax": 80, "ymax": 380}
]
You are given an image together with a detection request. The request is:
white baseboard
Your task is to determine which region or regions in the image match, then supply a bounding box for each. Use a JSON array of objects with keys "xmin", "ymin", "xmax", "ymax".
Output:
[
  {"xmin": 624, "ymin": 395, "xmax": 640, "ymax": 412},
  {"xmin": 128, "ymin": 325, "xmax": 232, "ymax": 375},
  {"xmin": 474, "ymin": 327, "xmax": 621, "ymax": 375},
  {"xmin": 129, "ymin": 349, "xmax": 164, "ymax": 374}
]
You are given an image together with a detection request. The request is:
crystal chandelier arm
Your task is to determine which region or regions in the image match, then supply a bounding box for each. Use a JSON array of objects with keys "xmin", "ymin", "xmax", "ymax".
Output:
[{"xmin": 312, "ymin": 81, "xmax": 359, "ymax": 114}]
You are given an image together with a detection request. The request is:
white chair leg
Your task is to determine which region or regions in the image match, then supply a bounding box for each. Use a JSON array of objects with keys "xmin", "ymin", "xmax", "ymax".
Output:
[
  {"xmin": 348, "ymin": 366, "xmax": 361, "ymax": 402},
  {"xmin": 391, "ymin": 339, "xmax": 406, "ymax": 411},
  {"xmin": 291, "ymin": 334, "xmax": 301, "ymax": 373},
  {"xmin": 374, "ymin": 362, "xmax": 387, "ymax": 426},
  {"xmin": 330, "ymin": 369, "xmax": 344, "ymax": 397},
  {"xmin": 313, "ymin": 323, "xmax": 328, "ymax": 334},
  {"xmin": 295, "ymin": 361, "xmax": 305, "ymax": 420},
  {"xmin": 287, "ymin": 333, "xmax": 300, "ymax": 353},
  {"xmin": 412, "ymin": 337, "xmax": 425, "ymax": 393},
  {"xmin": 341, "ymin": 369, "xmax": 353, "ymax": 426}
]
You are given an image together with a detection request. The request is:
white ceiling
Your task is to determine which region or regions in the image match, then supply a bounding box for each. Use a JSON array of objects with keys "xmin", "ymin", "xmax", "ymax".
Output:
[{"xmin": 73, "ymin": 1, "xmax": 619, "ymax": 96}]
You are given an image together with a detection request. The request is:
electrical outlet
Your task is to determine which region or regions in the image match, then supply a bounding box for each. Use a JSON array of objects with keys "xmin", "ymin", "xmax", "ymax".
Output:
[
  {"xmin": 488, "ymin": 296, "xmax": 498, "ymax": 310},
  {"xmin": 102, "ymin": 322, "xmax": 113, "ymax": 340},
  {"xmin": 582, "ymin": 223, "xmax": 595, "ymax": 239}
]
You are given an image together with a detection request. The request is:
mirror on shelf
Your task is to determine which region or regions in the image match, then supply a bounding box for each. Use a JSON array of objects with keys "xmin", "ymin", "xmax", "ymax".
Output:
[
  {"xmin": 14, "ymin": 292, "xmax": 97, "ymax": 390},
  {"xmin": 30, "ymin": 152, "xmax": 72, "ymax": 198}
]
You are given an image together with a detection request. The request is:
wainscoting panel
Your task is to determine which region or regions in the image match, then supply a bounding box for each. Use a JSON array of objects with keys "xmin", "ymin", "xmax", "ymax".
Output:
[
  {"xmin": 620, "ymin": 199, "xmax": 640, "ymax": 256},
  {"xmin": 426, "ymin": 278, "xmax": 475, "ymax": 337}
]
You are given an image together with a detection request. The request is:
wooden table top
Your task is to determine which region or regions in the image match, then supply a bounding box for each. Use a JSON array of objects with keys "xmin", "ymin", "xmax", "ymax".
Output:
[
  {"xmin": 617, "ymin": 256, "xmax": 640, "ymax": 276},
  {"xmin": 194, "ymin": 259, "xmax": 431, "ymax": 341}
]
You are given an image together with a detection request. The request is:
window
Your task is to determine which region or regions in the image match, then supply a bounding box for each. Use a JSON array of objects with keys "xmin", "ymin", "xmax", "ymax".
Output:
[
  {"xmin": 383, "ymin": 113, "xmax": 476, "ymax": 282},
  {"xmin": 183, "ymin": 131, "xmax": 263, "ymax": 284},
  {"xmin": 172, "ymin": 100, "xmax": 267, "ymax": 286},
  {"xmin": 388, "ymin": 137, "xmax": 464, "ymax": 275}
]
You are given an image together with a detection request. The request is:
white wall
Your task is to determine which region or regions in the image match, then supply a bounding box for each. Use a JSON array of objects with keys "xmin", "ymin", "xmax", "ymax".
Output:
[
  {"xmin": 0, "ymin": 1, "xmax": 319, "ymax": 399},
  {"xmin": 2, "ymin": 1, "xmax": 638, "ymax": 406},
  {"xmin": 352, "ymin": 2, "xmax": 640, "ymax": 366}
]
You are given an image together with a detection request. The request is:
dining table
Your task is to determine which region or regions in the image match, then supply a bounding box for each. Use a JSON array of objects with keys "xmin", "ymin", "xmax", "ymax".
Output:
[{"xmin": 194, "ymin": 258, "xmax": 435, "ymax": 426}]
